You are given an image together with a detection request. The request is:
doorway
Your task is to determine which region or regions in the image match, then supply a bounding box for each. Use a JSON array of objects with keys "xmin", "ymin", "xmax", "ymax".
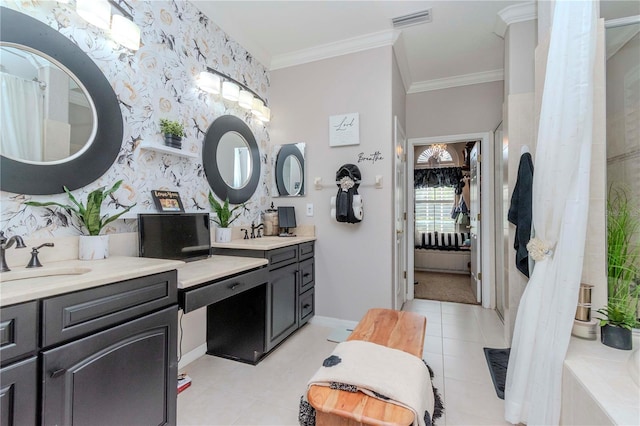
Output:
[{"xmin": 407, "ymin": 132, "xmax": 495, "ymax": 308}]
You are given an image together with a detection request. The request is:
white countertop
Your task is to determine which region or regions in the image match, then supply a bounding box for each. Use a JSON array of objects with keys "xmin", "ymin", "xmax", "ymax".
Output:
[
  {"xmin": 0, "ymin": 254, "xmax": 270, "ymax": 306},
  {"xmin": 564, "ymin": 334, "xmax": 640, "ymax": 425},
  {"xmin": 177, "ymin": 255, "xmax": 268, "ymax": 289},
  {"xmin": 211, "ymin": 235, "xmax": 315, "ymax": 251},
  {"xmin": 0, "ymin": 256, "xmax": 183, "ymax": 306}
]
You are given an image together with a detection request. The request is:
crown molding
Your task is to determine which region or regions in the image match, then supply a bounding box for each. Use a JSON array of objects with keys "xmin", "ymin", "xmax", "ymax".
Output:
[
  {"xmin": 269, "ymin": 29, "xmax": 399, "ymax": 70},
  {"xmin": 408, "ymin": 69, "xmax": 504, "ymax": 94},
  {"xmin": 494, "ymin": 1, "xmax": 537, "ymax": 38}
]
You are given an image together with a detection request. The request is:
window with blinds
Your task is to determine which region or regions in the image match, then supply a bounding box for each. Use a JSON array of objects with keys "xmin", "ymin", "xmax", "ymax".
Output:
[{"xmin": 415, "ymin": 186, "xmax": 456, "ymax": 233}]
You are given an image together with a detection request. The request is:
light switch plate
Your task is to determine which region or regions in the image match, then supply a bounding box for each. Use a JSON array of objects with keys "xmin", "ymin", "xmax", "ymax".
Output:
[{"xmin": 306, "ymin": 203, "xmax": 314, "ymax": 216}]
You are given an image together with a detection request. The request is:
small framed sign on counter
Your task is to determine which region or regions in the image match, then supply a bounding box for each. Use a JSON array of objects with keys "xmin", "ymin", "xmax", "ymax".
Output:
[
  {"xmin": 151, "ymin": 190, "xmax": 184, "ymax": 212},
  {"xmin": 329, "ymin": 113, "xmax": 359, "ymax": 147}
]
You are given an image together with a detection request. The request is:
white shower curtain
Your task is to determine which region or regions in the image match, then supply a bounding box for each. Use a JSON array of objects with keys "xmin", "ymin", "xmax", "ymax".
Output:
[
  {"xmin": 504, "ymin": 1, "xmax": 597, "ymax": 425},
  {"xmin": 0, "ymin": 72, "xmax": 44, "ymax": 161}
]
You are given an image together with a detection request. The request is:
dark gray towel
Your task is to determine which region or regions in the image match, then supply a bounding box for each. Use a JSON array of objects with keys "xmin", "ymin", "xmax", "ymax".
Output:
[{"xmin": 508, "ymin": 152, "xmax": 534, "ymax": 277}]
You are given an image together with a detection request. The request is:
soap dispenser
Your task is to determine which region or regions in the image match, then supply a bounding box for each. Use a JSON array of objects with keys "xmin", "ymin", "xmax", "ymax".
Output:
[{"xmin": 262, "ymin": 202, "xmax": 279, "ymax": 236}]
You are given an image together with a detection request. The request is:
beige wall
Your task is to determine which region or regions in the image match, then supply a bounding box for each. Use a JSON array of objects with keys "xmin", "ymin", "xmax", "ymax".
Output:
[
  {"xmin": 502, "ymin": 20, "xmax": 537, "ymax": 340},
  {"xmin": 406, "ymin": 81, "xmax": 504, "ymax": 139},
  {"xmin": 269, "ymin": 47, "xmax": 395, "ymax": 322}
]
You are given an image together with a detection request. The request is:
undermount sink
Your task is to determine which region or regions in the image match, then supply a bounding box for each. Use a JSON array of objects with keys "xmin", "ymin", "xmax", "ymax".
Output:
[{"xmin": 0, "ymin": 266, "xmax": 92, "ymax": 282}]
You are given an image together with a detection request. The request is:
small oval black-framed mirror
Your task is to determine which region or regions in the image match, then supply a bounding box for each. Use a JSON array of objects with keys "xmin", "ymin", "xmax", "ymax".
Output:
[
  {"xmin": 203, "ymin": 115, "xmax": 260, "ymax": 204},
  {"xmin": 275, "ymin": 143, "xmax": 305, "ymax": 196},
  {"xmin": 0, "ymin": 7, "xmax": 123, "ymax": 195}
]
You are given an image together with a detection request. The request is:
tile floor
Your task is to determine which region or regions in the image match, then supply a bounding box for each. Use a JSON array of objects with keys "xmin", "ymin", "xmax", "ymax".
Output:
[{"xmin": 177, "ymin": 299, "xmax": 510, "ymax": 425}]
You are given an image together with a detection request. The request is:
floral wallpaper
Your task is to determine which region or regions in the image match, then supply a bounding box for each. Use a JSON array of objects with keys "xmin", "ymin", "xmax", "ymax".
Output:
[{"xmin": 0, "ymin": 0, "xmax": 272, "ymax": 238}]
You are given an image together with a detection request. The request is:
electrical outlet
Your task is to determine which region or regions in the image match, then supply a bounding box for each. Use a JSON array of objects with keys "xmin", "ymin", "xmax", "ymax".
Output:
[{"xmin": 306, "ymin": 203, "xmax": 314, "ymax": 216}]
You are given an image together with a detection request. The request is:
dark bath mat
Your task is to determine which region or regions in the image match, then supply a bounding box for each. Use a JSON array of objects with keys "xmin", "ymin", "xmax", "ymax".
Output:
[{"xmin": 483, "ymin": 347, "xmax": 510, "ymax": 400}]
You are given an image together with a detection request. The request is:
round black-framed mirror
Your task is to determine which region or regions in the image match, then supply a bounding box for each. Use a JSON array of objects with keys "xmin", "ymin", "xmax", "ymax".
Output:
[
  {"xmin": 203, "ymin": 115, "xmax": 260, "ymax": 204},
  {"xmin": 275, "ymin": 144, "xmax": 305, "ymax": 196},
  {"xmin": 0, "ymin": 7, "xmax": 123, "ymax": 195}
]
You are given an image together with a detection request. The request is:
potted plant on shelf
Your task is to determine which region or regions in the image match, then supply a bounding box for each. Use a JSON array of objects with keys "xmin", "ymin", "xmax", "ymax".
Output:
[
  {"xmin": 208, "ymin": 191, "xmax": 247, "ymax": 243},
  {"xmin": 160, "ymin": 118, "xmax": 185, "ymax": 149},
  {"xmin": 597, "ymin": 185, "xmax": 640, "ymax": 350},
  {"xmin": 25, "ymin": 181, "xmax": 135, "ymax": 260}
]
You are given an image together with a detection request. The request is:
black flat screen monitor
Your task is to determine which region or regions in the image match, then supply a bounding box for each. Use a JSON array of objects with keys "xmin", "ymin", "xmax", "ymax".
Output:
[
  {"xmin": 277, "ymin": 206, "xmax": 296, "ymax": 234},
  {"xmin": 138, "ymin": 213, "xmax": 211, "ymax": 261}
]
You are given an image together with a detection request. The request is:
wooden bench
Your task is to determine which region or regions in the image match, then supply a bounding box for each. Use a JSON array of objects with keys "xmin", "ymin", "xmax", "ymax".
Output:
[{"xmin": 307, "ymin": 308, "xmax": 427, "ymax": 426}]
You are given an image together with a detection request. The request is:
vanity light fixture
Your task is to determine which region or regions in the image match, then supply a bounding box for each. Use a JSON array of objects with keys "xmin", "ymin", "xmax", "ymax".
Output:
[
  {"xmin": 197, "ymin": 66, "xmax": 270, "ymax": 122},
  {"xmin": 238, "ymin": 90, "xmax": 254, "ymax": 109},
  {"xmin": 76, "ymin": 0, "xmax": 111, "ymax": 30},
  {"xmin": 111, "ymin": 14, "xmax": 140, "ymax": 50},
  {"xmin": 198, "ymin": 72, "xmax": 221, "ymax": 94},
  {"xmin": 74, "ymin": 0, "xmax": 141, "ymax": 51},
  {"xmin": 222, "ymin": 81, "xmax": 240, "ymax": 102}
]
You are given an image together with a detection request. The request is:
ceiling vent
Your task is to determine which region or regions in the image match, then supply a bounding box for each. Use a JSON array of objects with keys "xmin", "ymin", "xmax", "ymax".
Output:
[{"xmin": 392, "ymin": 9, "xmax": 432, "ymax": 29}]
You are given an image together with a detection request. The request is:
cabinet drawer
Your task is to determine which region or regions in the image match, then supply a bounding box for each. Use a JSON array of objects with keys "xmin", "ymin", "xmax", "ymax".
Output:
[
  {"xmin": 299, "ymin": 241, "xmax": 314, "ymax": 260},
  {"xmin": 180, "ymin": 267, "xmax": 268, "ymax": 313},
  {"xmin": 42, "ymin": 271, "xmax": 177, "ymax": 347},
  {"xmin": 267, "ymin": 245, "xmax": 298, "ymax": 269},
  {"xmin": 0, "ymin": 301, "xmax": 38, "ymax": 365},
  {"xmin": 299, "ymin": 258, "xmax": 315, "ymax": 294},
  {"xmin": 299, "ymin": 288, "xmax": 314, "ymax": 325}
]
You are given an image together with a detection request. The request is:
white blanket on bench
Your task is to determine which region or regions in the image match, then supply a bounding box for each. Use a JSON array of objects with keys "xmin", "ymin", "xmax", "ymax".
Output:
[{"xmin": 306, "ymin": 340, "xmax": 435, "ymax": 426}]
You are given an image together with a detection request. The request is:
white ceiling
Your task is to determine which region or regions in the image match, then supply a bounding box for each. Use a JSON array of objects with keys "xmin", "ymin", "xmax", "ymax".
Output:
[{"xmin": 192, "ymin": 1, "xmax": 640, "ymax": 93}]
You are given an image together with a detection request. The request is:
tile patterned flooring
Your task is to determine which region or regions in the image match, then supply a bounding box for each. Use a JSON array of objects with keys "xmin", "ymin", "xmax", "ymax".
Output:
[{"xmin": 177, "ymin": 299, "xmax": 510, "ymax": 425}]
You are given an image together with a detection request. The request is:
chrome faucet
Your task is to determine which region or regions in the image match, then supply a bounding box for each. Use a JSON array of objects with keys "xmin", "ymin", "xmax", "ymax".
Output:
[
  {"xmin": 250, "ymin": 222, "xmax": 265, "ymax": 239},
  {"xmin": 0, "ymin": 231, "xmax": 27, "ymax": 272}
]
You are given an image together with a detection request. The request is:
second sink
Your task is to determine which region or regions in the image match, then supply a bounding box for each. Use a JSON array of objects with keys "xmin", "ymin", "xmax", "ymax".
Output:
[{"xmin": 0, "ymin": 266, "xmax": 92, "ymax": 283}]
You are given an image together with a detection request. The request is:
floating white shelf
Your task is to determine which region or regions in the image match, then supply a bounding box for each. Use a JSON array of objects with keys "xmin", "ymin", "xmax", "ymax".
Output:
[{"xmin": 140, "ymin": 141, "xmax": 198, "ymax": 159}]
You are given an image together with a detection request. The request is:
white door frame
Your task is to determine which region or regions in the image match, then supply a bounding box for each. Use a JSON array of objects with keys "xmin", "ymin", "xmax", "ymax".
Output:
[
  {"xmin": 393, "ymin": 117, "xmax": 408, "ymax": 309},
  {"xmin": 406, "ymin": 132, "xmax": 495, "ymax": 308}
]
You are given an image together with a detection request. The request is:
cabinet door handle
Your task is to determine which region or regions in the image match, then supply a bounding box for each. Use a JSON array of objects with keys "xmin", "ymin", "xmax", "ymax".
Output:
[
  {"xmin": 229, "ymin": 282, "xmax": 243, "ymax": 291},
  {"xmin": 50, "ymin": 368, "xmax": 67, "ymax": 378},
  {"xmin": 303, "ymin": 304, "xmax": 311, "ymax": 309},
  {"xmin": 303, "ymin": 273, "xmax": 311, "ymax": 278}
]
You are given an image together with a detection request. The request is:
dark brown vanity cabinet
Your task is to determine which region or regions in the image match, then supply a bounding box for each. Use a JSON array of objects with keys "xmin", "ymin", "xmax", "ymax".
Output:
[
  {"xmin": 0, "ymin": 301, "xmax": 38, "ymax": 426},
  {"xmin": 212, "ymin": 241, "xmax": 315, "ymax": 353},
  {"xmin": 0, "ymin": 270, "xmax": 178, "ymax": 426}
]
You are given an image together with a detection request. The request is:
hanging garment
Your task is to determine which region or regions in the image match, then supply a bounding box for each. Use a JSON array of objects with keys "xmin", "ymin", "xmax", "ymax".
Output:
[
  {"xmin": 335, "ymin": 164, "xmax": 362, "ymax": 224},
  {"xmin": 507, "ymin": 152, "xmax": 534, "ymax": 277}
]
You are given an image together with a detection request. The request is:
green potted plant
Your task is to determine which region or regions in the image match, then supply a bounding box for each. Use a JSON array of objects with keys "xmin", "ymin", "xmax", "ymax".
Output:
[
  {"xmin": 25, "ymin": 180, "xmax": 135, "ymax": 260},
  {"xmin": 208, "ymin": 191, "xmax": 247, "ymax": 242},
  {"xmin": 597, "ymin": 185, "xmax": 640, "ymax": 350},
  {"xmin": 160, "ymin": 118, "xmax": 185, "ymax": 149}
]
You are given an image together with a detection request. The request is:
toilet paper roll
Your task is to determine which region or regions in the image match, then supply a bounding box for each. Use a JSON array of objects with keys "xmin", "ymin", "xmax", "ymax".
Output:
[
  {"xmin": 330, "ymin": 208, "xmax": 336, "ymax": 220},
  {"xmin": 353, "ymin": 206, "xmax": 363, "ymax": 221},
  {"xmin": 352, "ymin": 195, "xmax": 362, "ymax": 207},
  {"xmin": 330, "ymin": 196, "xmax": 336, "ymax": 208}
]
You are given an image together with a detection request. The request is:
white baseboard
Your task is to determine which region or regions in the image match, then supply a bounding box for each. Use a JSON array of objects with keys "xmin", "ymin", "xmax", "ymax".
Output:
[
  {"xmin": 178, "ymin": 343, "xmax": 207, "ymax": 370},
  {"xmin": 310, "ymin": 315, "xmax": 358, "ymax": 330}
]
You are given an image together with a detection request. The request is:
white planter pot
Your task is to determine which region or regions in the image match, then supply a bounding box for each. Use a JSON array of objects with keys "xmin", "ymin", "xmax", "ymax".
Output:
[
  {"xmin": 215, "ymin": 227, "xmax": 232, "ymax": 243},
  {"xmin": 78, "ymin": 235, "xmax": 109, "ymax": 260}
]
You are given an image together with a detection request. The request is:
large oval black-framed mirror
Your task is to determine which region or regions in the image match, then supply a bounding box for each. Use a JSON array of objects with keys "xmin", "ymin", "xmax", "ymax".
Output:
[
  {"xmin": 0, "ymin": 7, "xmax": 123, "ymax": 195},
  {"xmin": 275, "ymin": 143, "xmax": 305, "ymax": 196},
  {"xmin": 203, "ymin": 115, "xmax": 260, "ymax": 204}
]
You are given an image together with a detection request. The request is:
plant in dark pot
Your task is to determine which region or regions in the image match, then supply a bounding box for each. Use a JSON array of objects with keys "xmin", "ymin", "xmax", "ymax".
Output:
[
  {"xmin": 25, "ymin": 181, "xmax": 135, "ymax": 260},
  {"xmin": 208, "ymin": 191, "xmax": 248, "ymax": 243},
  {"xmin": 160, "ymin": 118, "xmax": 185, "ymax": 149},
  {"xmin": 597, "ymin": 186, "xmax": 639, "ymax": 350}
]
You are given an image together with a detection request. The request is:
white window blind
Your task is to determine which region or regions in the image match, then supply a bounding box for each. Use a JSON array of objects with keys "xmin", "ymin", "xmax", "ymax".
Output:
[{"xmin": 415, "ymin": 186, "xmax": 456, "ymax": 233}]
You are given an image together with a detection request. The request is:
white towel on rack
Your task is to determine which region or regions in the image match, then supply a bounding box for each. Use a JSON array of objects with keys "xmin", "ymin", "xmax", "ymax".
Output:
[
  {"xmin": 331, "ymin": 196, "xmax": 336, "ymax": 208},
  {"xmin": 330, "ymin": 208, "xmax": 336, "ymax": 220}
]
